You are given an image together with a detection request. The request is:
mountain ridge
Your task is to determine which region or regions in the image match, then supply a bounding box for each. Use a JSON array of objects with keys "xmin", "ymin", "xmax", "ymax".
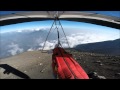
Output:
[{"xmin": 75, "ymin": 39, "xmax": 120, "ymax": 56}]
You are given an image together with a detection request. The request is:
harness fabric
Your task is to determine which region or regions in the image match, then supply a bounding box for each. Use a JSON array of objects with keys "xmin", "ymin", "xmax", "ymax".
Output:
[{"xmin": 52, "ymin": 47, "xmax": 89, "ymax": 79}]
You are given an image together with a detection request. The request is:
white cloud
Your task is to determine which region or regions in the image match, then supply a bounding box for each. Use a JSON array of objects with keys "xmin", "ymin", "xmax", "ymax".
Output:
[
  {"xmin": 37, "ymin": 32, "xmax": 119, "ymax": 50},
  {"xmin": 38, "ymin": 40, "xmax": 57, "ymax": 50},
  {"xmin": 27, "ymin": 48, "xmax": 34, "ymax": 51},
  {"xmin": 0, "ymin": 27, "xmax": 50, "ymax": 34},
  {"xmin": 8, "ymin": 43, "xmax": 23, "ymax": 56},
  {"xmin": 35, "ymin": 38, "xmax": 43, "ymax": 44},
  {"xmin": 61, "ymin": 33, "xmax": 119, "ymax": 48},
  {"xmin": 36, "ymin": 33, "xmax": 91, "ymax": 50},
  {"xmin": 17, "ymin": 27, "xmax": 51, "ymax": 32}
]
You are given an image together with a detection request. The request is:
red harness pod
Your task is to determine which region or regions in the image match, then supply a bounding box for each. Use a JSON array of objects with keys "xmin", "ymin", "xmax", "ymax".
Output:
[{"xmin": 52, "ymin": 47, "xmax": 89, "ymax": 79}]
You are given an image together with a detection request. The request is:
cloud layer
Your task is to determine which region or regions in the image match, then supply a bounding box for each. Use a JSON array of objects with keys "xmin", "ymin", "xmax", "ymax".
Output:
[
  {"xmin": 0, "ymin": 28, "xmax": 119, "ymax": 59},
  {"xmin": 8, "ymin": 43, "xmax": 24, "ymax": 56},
  {"xmin": 37, "ymin": 32, "xmax": 119, "ymax": 50}
]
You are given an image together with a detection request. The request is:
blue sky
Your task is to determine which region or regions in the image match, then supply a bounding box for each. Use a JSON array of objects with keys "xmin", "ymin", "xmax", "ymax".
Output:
[
  {"xmin": 0, "ymin": 11, "xmax": 120, "ymax": 33},
  {"xmin": 0, "ymin": 11, "xmax": 120, "ymax": 41},
  {"xmin": 0, "ymin": 11, "xmax": 119, "ymax": 33},
  {"xmin": 0, "ymin": 11, "xmax": 120, "ymax": 58},
  {"xmin": 81, "ymin": 11, "xmax": 120, "ymax": 18},
  {"xmin": 0, "ymin": 11, "xmax": 120, "ymax": 17},
  {"xmin": 0, "ymin": 20, "xmax": 119, "ymax": 33}
]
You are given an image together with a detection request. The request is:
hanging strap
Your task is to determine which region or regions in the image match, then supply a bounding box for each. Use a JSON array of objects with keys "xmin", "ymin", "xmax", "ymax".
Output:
[{"xmin": 41, "ymin": 12, "xmax": 70, "ymax": 51}]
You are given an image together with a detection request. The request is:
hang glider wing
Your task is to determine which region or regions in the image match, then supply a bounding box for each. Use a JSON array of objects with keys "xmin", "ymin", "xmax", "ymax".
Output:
[{"xmin": 0, "ymin": 11, "xmax": 120, "ymax": 29}]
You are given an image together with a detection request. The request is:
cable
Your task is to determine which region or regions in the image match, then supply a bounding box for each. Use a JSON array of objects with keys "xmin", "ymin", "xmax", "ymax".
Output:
[
  {"xmin": 54, "ymin": 20, "xmax": 64, "ymax": 48},
  {"xmin": 58, "ymin": 18, "xmax": 71, "ymax": 49},
  {"xmin": 42, "ymin": 11, "xmax": 71, "ymax": 52},
  {"xmin": 55, "ymin": 17, "xmax": 70, "ymax": 50},
  {"xmin": 41, "ymin": 20, "xmax": 55, "ymax": 51},
  {"xmin": 41, "ymin": 17, "xmax": 58, "ymax": 51}
]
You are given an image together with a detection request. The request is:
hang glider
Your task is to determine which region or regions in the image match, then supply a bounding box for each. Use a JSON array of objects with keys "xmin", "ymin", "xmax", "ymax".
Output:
[
  {"xmin": 52, "ymin": 28, "xmax": 89, "ymax": 79},
  {"xmin": 0, "ymin": 11, "xmax": 120, "ymax": 29}
]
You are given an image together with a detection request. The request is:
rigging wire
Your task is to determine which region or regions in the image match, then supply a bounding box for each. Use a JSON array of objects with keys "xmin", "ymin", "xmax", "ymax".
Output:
[
  {"xmin": 41, "ymin": 12, "xmax": 71, "ymax": 52},
  {"xmin": 41, "ymin": 20, "xmax": 55, "ymax": 51},
  {"xmin": 58, "ymin": 18, "xmax": 71, "ymax": 49}
]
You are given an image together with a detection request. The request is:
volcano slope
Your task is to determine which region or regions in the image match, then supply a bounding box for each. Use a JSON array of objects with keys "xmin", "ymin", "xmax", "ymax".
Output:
[
  {"xmin": 0, "ymin": 50, "xmax": 120, "ymax": 79},
  {"xmin": 67, "ymin": 49, "xmax": 120, "ymax": 79},
  {"xmin": 0, "ymin": 51, "xmax": 54, "ymax": 79}
]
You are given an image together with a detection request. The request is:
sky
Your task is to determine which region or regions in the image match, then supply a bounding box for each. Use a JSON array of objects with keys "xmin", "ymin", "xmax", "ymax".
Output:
[
  {"xmin": 0, "ymin": 11, "xmax": 120, "ymax": 39},
  {"xmin": 0, "ymin": 11, "xmax": 120, "ymax": 17},
  {"xmin": 81, "ymin": 11, "xmax": 120, "ymax": 18},
  {"xmin": 0, "ymin": 11, "xmax": 120, "ymax": 33},
  {"xmin": 0, "ymin": 20, "xmax": 119, "ymax": 34},
  {"xmin": 0, "ymin": 11, "xmax": 120, "ymax": 57}
]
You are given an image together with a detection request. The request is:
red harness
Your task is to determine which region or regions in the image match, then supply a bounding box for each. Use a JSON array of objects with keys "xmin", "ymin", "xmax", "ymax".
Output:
[{"xmin": 52, "ymin": 47, "xmax": 89, "ymax": 79}]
